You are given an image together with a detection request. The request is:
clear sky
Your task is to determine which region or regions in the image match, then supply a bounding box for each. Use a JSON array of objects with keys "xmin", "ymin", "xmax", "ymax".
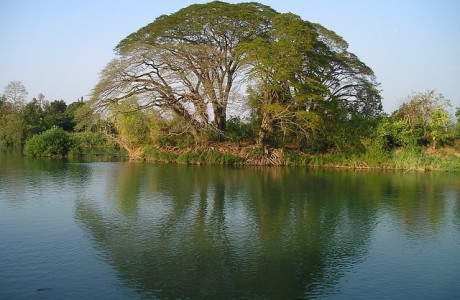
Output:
[{"xmin": 1, "ymin": 0, "xmax": 459, "ymax": 113}]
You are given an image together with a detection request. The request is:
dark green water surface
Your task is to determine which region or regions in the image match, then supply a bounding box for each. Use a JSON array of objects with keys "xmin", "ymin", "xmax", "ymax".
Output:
[{"xmin": 1, "ymin": 149, "xmax": 459, "ymax": 299}]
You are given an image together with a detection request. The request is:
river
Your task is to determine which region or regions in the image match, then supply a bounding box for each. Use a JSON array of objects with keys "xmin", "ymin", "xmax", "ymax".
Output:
[{"xmin": 1, "ymin": 149, "xmax": 459, "ymax": 299}]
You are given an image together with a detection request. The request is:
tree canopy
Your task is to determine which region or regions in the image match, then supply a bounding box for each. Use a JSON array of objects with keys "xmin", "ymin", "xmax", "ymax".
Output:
[{"xmin": 93, "ymin": 1, "xmax": 276, "ymax": 141}]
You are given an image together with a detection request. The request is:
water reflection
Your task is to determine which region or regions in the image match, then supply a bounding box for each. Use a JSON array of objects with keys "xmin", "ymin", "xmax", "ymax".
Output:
[
  {"xmin": 72, "ymin": 164, "xmax": 458, "ymax": 299},
  {"xmin": 1, "ymin": 145, "xmax": 458, "ymax": 299},
  {"xmin": 2, "ymin": 148, "xmax": 458, "ymax": 298},
  {"xmin": 0, "ymin": 149, "xmax": 92, "ymax": 206},
  {"xmin": 453, "ymin": 185, "xmax": 460, "ymax": 229}
]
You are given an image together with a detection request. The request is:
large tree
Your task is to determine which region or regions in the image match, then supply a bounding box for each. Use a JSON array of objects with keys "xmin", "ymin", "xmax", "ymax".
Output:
[
  {"xmin": 90, "ymin": 1, "xmax": 381, "ymax": 149},
  {"xmin": 92, "ymin": 1, "xmax": 276, "ymax": 141},
  {"xmin": 240, "ymin": 13, "xmax": 319, "ymax": 145},
  {"xmin": 303, "ymin": 24, "xmax": 382, "ymax": 118},
  {"xmin": 240, "ymin": 13, "xmax": 382, "ymax": 147}
]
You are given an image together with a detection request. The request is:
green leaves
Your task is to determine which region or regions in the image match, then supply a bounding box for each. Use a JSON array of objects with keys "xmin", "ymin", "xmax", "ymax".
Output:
[
  {"xmin": 99, "ymin": 2, "xmax": 281, "ymax": 142},
  {"xmin": 429, "ymin": 107, "xmax": 450, "ymax": 149},
  {"xmin": 93, "ymin": 2, "xmax": 382, "ymax": 151},
  {"xmin": 376, "ymin": 118, "xmax": 418, "ymax": 150},
  {"xmin": 24, "ymin": 127, "xmax": 72, "ymax": 157},
  {"xmin": 391, "ymin": 90, "xmax": 452, "ymax": 149},
  {"xmin": 116, "ymin": 1, "xmax": 277, "ymax": 54}
]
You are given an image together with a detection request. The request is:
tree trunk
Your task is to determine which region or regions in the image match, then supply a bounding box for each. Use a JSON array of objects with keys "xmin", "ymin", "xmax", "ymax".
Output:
[
  {"xmin": 214, "ymin": 105, "xmax": 226, "ymax": 141},
  {"xmin": 258, "ymin": 111, "xmax": 273, "ymax": 145}
]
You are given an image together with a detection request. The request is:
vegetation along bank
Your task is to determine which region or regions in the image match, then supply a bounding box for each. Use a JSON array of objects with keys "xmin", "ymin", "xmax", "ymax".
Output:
[{"xmin": 1, "ymin": 2, "xmax": 460, "ymax": 170}]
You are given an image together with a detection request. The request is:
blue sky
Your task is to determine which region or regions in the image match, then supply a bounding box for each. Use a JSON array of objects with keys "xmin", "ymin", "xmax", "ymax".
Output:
[{"xmin": 1, "ymin": 0, "xmax": 459, "ymax": 113}]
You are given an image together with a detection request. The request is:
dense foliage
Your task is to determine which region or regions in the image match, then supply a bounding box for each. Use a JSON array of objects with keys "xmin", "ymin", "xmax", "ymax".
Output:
[
  {"xmin": 0, "ymin": 86, "xmax": 85, "ymax": 148},
  {"xmin": 89, "ymin": 1, "xmax": 381, "ymax": 151},
  {"xmin": 0, "ymin": 84, "xmax": 112, "ymax": 156},
  {"xmin": 2, "ymin": 2, "xmax": 460, "ymax": 169},
  {"xmin": 23, "ymin": 127, "xmax": 73, "ymax": 157}
]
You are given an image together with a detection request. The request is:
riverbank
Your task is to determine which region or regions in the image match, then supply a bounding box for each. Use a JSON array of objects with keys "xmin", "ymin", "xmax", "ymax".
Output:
[{"xmin": 140, "ymin": 142, "xmax": 460, "ymax": 171}]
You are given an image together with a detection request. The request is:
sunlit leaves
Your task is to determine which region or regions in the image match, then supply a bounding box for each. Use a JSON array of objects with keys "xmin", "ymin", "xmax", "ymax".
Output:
[
  {"xmin": 429, "ymin": 107, "xmax": 450, "ymax": 149},
  {"xmin": 391, "ymin": 90, "xmax": 452, "ymax": 148}
]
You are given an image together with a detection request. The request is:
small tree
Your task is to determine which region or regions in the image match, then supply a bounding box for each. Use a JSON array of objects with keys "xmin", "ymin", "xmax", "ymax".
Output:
[
  {"xmin": 0, "ymin": 90, "xmax": 25, "ymax": 146},
  {"xmin": 392, "ymin": 90, "xmax": 450, "ymax": 145},
  {"xmin": 0, "ymin": 113, "xmax": 24, "ymax": 146},
  {"xmin": 43, "ymin": 100, "xmax": 73, "ymax": 131},
  {"xmin": 3, "ymin": 81, "xmax": 28, "ymax": 112},
  {"xmin": 21, "ymin": 98, "xmax": 46, "ymax": 138},
  {"xmin": 429, "ymin": 106, "xmax": 450, "ymax": 150}
]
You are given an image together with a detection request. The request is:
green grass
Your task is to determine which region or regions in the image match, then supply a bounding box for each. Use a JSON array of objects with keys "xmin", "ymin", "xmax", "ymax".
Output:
[
  {"xmin": 142, "ymin": 147, "xmax": 178, "ymax": 163},
  {"xmin": 283, "ymin": 148, "xmax": 460, "ymax": 171},
  {"xmin": 142, "ymin": 148, "xmax": 245, "ymax": 165},
  {"xmin": 178, "ymin": 150, "xmax": 245, "ymax": 165},
  {"xmin": 139, "ymin": 144, "xmax": 460, "ymax": 171}
]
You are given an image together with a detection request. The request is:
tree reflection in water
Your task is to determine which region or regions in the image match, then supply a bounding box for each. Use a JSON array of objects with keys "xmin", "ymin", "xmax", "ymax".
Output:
[{"xmin": 74, "ymin": 164, "xmax": 458, "ymax": 299}]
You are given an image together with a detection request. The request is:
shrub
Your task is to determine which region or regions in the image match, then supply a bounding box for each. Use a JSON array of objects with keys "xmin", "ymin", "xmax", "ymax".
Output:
[
  {"xmin": 72, "ymin": 132, "xmax": 107, "ymax": 148},
  {"xmin": 24, "ymin": 127, "xmax": 73, "ymax": 157},
  {"xmin": 226, "ymin": 117, "xmax": 256, "ymax": 142}
]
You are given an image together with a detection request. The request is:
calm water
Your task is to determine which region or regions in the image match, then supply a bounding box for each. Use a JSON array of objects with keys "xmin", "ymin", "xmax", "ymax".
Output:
[{"xmin": 0, "ymin": 149, "xmax": 459, "ymax": 299}]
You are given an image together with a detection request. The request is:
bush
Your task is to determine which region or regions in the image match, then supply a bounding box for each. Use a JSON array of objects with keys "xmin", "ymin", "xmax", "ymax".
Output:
[
  {"xmin": 24, "ymin": 127, "xmax": 73, "ymax": 157},
  {"xmin": 285, "ymin": 152, "xmax": 311, "ymax": 166},
  {"xmin": 72, "ymin": 132, "xmax": 107, "ymax": 148}
]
